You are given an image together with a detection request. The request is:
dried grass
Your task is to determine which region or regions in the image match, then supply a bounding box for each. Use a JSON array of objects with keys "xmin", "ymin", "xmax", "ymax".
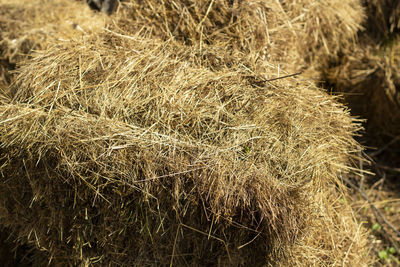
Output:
[
  {"xmin": 325, "ymin": 37, "xmax": 400, "ymax": 140},
  {"xmin": 322, "ymin": 0, "xmax": 400, "ymax": 141},
  {"xmin": 114, "ymin": 0, "xmax": 364, "ymax": 72},
  {"xmin": 0, "ymin": 0, "xmax": 377, "ymax": 265},
  {"xmin": 0, "ymin": 0, "xmax": 106, "ymax": 86},
  {"xmin": 0, "ymin": 28, "xmax": 372, "ymax": 265},
  {"xmin": 283, "ymin": 188, "xmax": 374, "ymax": 266}
]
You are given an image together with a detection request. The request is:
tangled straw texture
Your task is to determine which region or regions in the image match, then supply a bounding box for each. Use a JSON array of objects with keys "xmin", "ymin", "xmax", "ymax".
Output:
[
  {"xmin": 0, "ymin": 0, "xmax": 104, "ymax": 62},
  {"xmin": 0, "ymin": 31, "xmax": 364, "ymax": 265},
  {"xmin": 116, "ymin": 0, "xmax": 364, "ymax": 71},
  {"xmin": 0, "ymin": 0, "xmax": 106, "ymax": 90}
]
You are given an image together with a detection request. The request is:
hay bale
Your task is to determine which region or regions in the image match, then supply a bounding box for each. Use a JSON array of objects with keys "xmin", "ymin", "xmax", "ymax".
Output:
[
  {"xmin": 325, "ymin": 37, "xmax": 400, "ymax": 141},
  {"xmin": 115, "ymin": 0, "xmax": 364, "ymax": 72},
  {"xmin": 0, "ymin": 29, "xmax": 371, "ymax": 265},
  {"xmin": 0, "ymin": 0, "xmax": 105, "ymax": 87}
]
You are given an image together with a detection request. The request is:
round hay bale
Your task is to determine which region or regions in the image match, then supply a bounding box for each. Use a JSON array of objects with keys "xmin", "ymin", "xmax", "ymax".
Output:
[{"xmin": 0, "ymin": 29, "xmax": 372, "ymax": 265}]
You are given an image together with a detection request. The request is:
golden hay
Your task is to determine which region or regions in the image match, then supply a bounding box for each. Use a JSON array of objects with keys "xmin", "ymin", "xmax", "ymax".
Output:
[
  {"xmin": 0, "ymin": 0, "xmax": 375, "ymax": 265},
  {"xmin": 114, "ymin": 0, "xmax": 364, "ymax": 72},
  {"xmin": 325, "ymin": 37, "xmax": 400, "ymax": 140},
  {"xmin": 0, "ymin": 27, "xmax": 373, "ymax": 265},
  {"xmin": 0, "ymin": 0, "xmax": 106, "ymax": 86},
  {"xmin": 283, "ymin": 188, "xmax": 373, "ymax": 267}
]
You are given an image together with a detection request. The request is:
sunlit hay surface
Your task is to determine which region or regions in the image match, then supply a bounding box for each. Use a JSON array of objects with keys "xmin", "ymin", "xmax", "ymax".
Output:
[
  {"xmin": 114, "ymin": 0, "xmax": 364, "ymax": 72},
  {"xmin": 326, "ymin": 37, "xmax": 400, "ymax": 140},
  {"xmin": 0, "ymin": 0, "xmax": 105, "ymax": 86},
  {"xmin": 363, "ymin": 0, "xmax": 400, "ymax": 40},
  {"xmin": 0, "ymin": 28, "xmax": 368, "ymax": 265},
  {"xmin": 281, "ymin": 188, "xmax": 373, "ymax": 267}
]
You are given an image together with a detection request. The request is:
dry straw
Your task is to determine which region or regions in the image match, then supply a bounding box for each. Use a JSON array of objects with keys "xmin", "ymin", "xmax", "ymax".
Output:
[
  {"xmin": 282, "ymin": 188, "xmax": 372, "ymax": 267},
  {"xmin": 326, "ymin": 38, "xmax": 400, "ymax": 140},
  {"xmin": 0, "ymin": 0, "xmax": 106, "ymax": 87},
  {"xmin": 115, "ymin": 0, "xmax": 364, "ymax": 72},
  {"xmin": 1, "ymin": 27, "xmax": 372, "ymax": 265},
  {"xmin": 325, "ymin": 0, "xmax": 400, "ymax": 141},
  {"xmin": 0, "ymin": 0, "xmax": 374, "ymax": 266}
]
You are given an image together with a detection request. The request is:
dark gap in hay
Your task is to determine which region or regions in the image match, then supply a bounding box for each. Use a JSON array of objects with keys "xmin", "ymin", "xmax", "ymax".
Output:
[
  {"xmin": 319, "ymin": 0, "xmax": 400, "ymax": 145},
  {"xmin": 0, "ymin": 227, "xmax": 35, "ymax": 267},
  {"xmin": 0, "ymin": 59, "xmax": 16, "ymax": 89},
  {"xmin": 362, "ymin": 0, "xmax": 400, "ymax": 41},
  {"xmin": 86, "ymin": 0, "xmax": 103, "ymax": 12},
  {"xmin": 322, "ymin": 37, "xmax": 400, "ymax": 143}
]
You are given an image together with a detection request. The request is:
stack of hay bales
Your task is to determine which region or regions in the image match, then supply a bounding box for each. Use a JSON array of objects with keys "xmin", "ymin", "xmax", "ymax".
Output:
[
  {"xmin": 325, "ymin": 0, "xmax": 400, "ymax": 142},
  {"xmin": 0, "ymin": 0, "xmax": 373, "ymax": 266}
]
